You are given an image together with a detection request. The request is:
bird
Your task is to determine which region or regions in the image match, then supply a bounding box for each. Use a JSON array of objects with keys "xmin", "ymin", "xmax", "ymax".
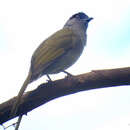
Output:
[{"xmin": 10, "ymin": 12, "xmax": 93, "ymax": 117}]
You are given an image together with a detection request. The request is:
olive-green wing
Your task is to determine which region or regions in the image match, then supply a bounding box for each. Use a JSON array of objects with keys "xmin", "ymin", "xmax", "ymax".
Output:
[{"xmin": 30, "ymin": 28, "xmax": 79, "ymax": 81}]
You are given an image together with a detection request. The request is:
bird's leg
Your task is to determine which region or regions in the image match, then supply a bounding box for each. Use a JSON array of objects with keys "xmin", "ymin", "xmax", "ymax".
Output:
[
  {"xmin": 46, "ymin": 75, "xmax": 54, "ymax": 86},
  {"xmin": 62, "ymin": 70, "xmax": 78, "ymax": 81},
  {"xmin": 46, "ymin": 74, "xmax": 52, "ymax": 82},
  {"xmin": 62, "ymin": 70, "xmax": 73, "ymax": 77}
]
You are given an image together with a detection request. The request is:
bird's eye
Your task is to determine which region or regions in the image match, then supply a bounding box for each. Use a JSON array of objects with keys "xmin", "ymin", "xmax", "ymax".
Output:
[
  {"xmin": 70, "ymin": 14, "xmax": 79, "ymax": 20},
  {"xmin": 75, "ymin": 15, "xmax": 80, "ymax": 19},
  {"xmin": 70, "ymin": 13, "xmax": 88, "ymax": 20}
]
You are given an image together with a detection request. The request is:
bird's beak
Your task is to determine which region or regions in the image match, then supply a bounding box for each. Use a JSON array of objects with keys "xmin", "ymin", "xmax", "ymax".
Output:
[{"xmin": 87, "ymin": 17, "xmax": 93, "ymax": 22}]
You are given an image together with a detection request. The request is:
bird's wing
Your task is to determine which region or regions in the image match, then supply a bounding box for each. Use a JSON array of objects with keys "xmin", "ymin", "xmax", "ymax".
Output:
[{"xmin": 30, "ymin": 28, "xmax": 80, "ymax": 80}]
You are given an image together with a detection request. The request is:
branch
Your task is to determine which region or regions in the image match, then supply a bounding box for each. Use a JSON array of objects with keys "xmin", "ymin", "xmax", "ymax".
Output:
[{"xmin": 0, "ymin": 67, "xmax": 130, "ymax": 124}]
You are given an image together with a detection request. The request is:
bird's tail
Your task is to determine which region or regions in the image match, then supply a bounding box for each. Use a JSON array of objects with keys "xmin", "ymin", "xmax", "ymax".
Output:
[{"xmin": 10, "ymin": 71, "xmax": 32, "ymax": 117}]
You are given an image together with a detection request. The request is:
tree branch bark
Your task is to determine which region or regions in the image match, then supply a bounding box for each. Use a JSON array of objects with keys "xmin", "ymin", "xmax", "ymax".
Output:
[{"xmin": 0, "ymin": 67, "xmax": 130, "ymax": 124}]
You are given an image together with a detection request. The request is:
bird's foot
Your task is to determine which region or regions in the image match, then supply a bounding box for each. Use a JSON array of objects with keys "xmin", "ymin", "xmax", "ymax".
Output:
[
  {"xmin": 62, "ymin": 70, "xmax": 76, "ymax": 80},
  {"xmin": 46, "ymin": 74, "xmax": 52, "ymax": 81},
  {"xmin": 46, "ymin": 74, "xmax": 54, "ymax": 85},
  {"xmin": 62, "ymin": 70, "xmax": 73, "ymax": 76}
]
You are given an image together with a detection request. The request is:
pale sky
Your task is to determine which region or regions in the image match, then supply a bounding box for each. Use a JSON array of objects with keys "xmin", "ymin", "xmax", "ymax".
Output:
[{"xmin": 0, "ymin": 0, "xmax": 130, "ymax": 130}]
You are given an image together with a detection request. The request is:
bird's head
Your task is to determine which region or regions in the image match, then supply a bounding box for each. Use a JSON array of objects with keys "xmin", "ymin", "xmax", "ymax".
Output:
[{"xmin": 64, "ymin": 12, "xmax": 93, "ymax": 30}]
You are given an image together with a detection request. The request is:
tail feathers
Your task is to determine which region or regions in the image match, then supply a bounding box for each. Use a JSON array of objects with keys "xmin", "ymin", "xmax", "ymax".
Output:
[{"xmin": 10, "ymin": 72, "xmax": 32, "ymax": 117}]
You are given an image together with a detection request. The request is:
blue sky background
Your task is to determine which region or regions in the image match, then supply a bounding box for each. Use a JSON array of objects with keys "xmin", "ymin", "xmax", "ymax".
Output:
[{"xmin": 0, "ymin": 0, "xmax": 130, "ymax": 130}]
